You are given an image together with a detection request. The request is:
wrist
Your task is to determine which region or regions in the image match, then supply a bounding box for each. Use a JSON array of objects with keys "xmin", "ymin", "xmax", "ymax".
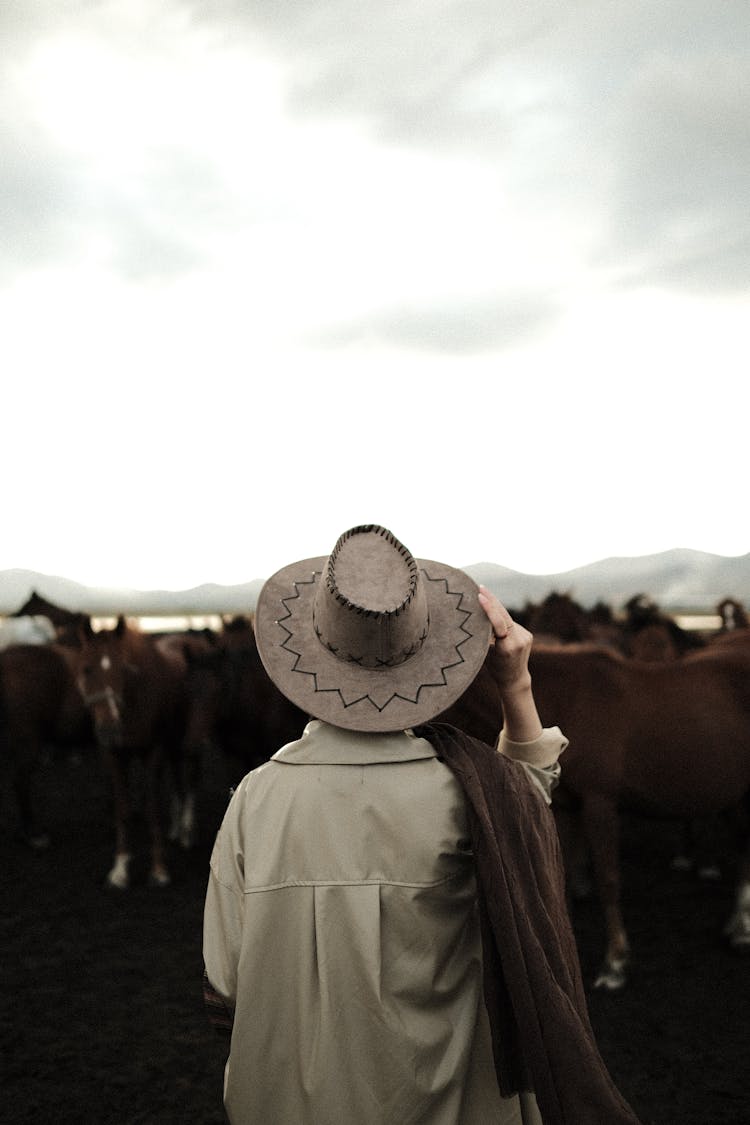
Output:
[{"xmin": 498, "ymin": 671, "xmax": 533, "ymax": 702}]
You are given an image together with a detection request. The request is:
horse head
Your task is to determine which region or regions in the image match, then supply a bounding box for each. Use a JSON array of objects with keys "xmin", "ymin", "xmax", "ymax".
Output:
[
  {"xmin": 74, "ymin": 616, "xmax": 137, "ymax": 749},
  {"xmin": 528, "ymin": 591, "xmax": 589, "ymax": 643},
  {"xmin": 717, "ymin": 598, "xmax": 749, "ymax": 632}
]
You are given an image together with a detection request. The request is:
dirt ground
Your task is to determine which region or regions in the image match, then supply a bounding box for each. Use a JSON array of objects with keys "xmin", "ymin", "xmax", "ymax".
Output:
[{"xmin": 2, "ymin": 747, "xmax": 748, "ymax": 1125}]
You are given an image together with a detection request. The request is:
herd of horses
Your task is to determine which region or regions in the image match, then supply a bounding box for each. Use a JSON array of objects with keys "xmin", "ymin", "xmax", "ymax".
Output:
[
  {"xmin": 2, "ymin": 588, "xmax": 749, "ymax": 992},
  {"xmin": 1, "ymin": 599, "xmax": 306, "ymax": 889}
]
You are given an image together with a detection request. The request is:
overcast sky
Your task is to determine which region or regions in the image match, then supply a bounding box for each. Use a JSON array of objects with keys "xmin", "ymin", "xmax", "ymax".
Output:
[{"xmin": 3, "ymin": 1, "xmax": 749, "ymax": 591}]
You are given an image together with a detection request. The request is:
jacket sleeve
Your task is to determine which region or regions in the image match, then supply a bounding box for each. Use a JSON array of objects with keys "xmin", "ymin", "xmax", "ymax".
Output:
[
  {"xmin": 498, "ymin": 725, "xmax": 568, "ymax": 805},
  {"xmin": 203, "ymin": 970, "xmax": 235, "ymax": 1037},
  {"xmin": 202, "ymin": 785, "xmax": 247, "ymax": 1026}
]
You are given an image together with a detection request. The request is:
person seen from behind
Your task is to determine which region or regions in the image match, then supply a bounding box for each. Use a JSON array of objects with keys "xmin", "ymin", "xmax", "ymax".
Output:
[{"xmin": 203, "ymin": 524, "xmax": 641, "ymax": 1124}]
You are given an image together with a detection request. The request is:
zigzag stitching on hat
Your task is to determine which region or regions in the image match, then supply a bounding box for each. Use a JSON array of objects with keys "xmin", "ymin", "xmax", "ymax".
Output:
[
  {"xmin": 276, "ymin": 575, "xmax": 319, "ymax": 681},
  {"xmin": 277, "ymin": 570, "xmax": 478, "ymax": 713},
  {"xmin": 421, "ymin": 569, "xmax": 474, "ymax": 655}
]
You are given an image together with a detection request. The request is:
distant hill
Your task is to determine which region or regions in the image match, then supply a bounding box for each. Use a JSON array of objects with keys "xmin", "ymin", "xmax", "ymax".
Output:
[
  {"xmin": 0, "ymin": 548, "xmax": 748, "ymax": 618},
  {"xmin": 0, "ymin": 568, "xmax": 265, "ymax": 617},
  {"xmin": 466, "ymin": 549, "xmax": 750, "ymax": 612}
]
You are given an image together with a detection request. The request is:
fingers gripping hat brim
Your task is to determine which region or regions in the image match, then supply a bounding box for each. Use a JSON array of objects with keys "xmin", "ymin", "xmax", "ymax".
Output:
[{"xmin": 255, "ymin": 555, "xmax": 492, "ymax": 732}]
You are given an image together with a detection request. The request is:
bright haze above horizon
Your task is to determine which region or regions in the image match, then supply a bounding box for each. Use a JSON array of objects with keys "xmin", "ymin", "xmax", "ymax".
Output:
[{"xmin": 3, "ymin": 2, "xmax": 749, "ymax": 593}]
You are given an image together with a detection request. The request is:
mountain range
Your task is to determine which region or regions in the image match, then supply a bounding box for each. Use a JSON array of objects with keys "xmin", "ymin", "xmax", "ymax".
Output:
[{"xmin": 1, "ymin": 548, "xmax": 748, "ymax": 618}]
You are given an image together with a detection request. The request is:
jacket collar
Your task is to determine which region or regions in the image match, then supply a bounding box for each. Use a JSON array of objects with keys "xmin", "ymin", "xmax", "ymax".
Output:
[{"xmin": 271, "ymin": 719, "xmax": 438, "ymax": 766}]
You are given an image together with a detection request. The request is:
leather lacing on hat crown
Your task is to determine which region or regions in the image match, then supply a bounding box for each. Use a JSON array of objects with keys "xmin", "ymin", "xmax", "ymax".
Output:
[
  {"xmin": 312, "ymin": 621, "xmax": 430, "ymax": 668},
  {"xmin": 314, "ymin": 524, "xmax": 428, "ymax": 668},
  {"xmin": 323, "ymin": 525, "xmax": 419, "ymax": 618}
]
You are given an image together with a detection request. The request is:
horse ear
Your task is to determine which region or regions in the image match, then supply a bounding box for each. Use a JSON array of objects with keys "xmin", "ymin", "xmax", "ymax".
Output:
[
  {"xmin": 115, "ymin": 615, "xmax": 127, "ymax": 636},
  {"xmin": 76, "ymin": 617, "xmax": 95, "ymax": 644}
]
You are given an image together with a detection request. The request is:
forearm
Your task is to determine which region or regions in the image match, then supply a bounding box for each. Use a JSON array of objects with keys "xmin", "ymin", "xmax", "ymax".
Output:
[{"xmin": 499, "ymin": 674, "xmax": 543, "ymax": 743}]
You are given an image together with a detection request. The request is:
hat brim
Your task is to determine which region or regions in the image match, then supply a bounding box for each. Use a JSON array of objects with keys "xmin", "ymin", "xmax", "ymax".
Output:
[{"xmin": 255, "ymin": 555, "xmax": 492, "ymax": 732}]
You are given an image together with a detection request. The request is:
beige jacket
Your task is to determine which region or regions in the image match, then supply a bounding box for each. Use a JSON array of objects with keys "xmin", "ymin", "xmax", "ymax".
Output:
[{"xmin": 203, "ymin": 719, "xmax": 567, "ymax": 1125}]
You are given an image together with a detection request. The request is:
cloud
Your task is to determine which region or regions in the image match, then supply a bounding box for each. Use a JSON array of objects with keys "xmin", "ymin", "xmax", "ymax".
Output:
[
  {"xmin": 4, "ymin": 0, "xmax": 749, "ymax": 310},
  {"xmin": 311, "ymin": 290, "xmax": 560, "ymax": 354},
  {"xmin": 0, "ymin": 4, "xmax": 247, "ymax": 281},
  {"xmin": 184, "ymin": 0, "xmax": 562, "ymax": 150},
  {"xmin": 84, "ymin": 149, "xmax": 228, "ymax": 281},
  {"xmin": 183, "ymin": 0, "xmax": 750, "ymax": 297},
  {"xmin": 0, "ymin": 114, "xmax": 77, "ymax": 271},
  {"xmin": 603, "ymin": 50, "xmax": 750, "ymax": 292}
]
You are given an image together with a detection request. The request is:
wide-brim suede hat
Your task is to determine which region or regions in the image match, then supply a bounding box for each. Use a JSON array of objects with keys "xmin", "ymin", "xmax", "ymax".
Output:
[{"xmin": 255, "ymin": 524, "xmax": 492, "ymax": 732}]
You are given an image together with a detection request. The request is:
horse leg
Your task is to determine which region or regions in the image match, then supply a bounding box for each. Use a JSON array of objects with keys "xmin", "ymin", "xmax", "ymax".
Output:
[
  {"xmin": 167, "ymin": 787, "xmax": 194, "ymax": 850},
  {"xmin": 724, "ymin": 795, "xmax": 750, "ymax": 950},
  {"xmin": 167, "ymin": 776, "xmax": 195, "ymax": 851},
  {"xmin": 581, "ymin": 793, "xmax": 630, "ymax": 990},
  {"xmin": 166, "ymin": 758, "xmax": 183, "ymax": 847},
  {"xmin": 145, "ymin": 747, "xmax": 171, "ymax": 887},
  {"xmin": 554, "ymin": 797, "xmax": 593, "ymax": 901},
  {"xmin": 177, "ymin": 784, "xmax": 197, "ymax": 851},
  {"xmin": 670, "ymin": 819, "xmax": 697, "ymax": 873},
  {"xmin": 11, "ymin": 732, "xmax": 50, "ymax": 850},
  {"xmin": 168, "ymin": 739, "xmax": 201, "ymax": 850},
  {"xmin": 103, "ymin": 749, "xmax": 133, "ymax": 889},
  {"xmin": 672, "ymin": 815, "xmax": 723, "ymax": 881}
]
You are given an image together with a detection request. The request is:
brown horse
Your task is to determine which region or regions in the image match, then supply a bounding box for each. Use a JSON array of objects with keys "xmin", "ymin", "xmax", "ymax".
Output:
[
  {"xmin": 183, "ymin": 615, "xmax": 308, "ymax": 802},
  {"xmin": 73, "ymin": 617, "xmax": 194, "ymax": 888},
  {"xmin": 525, "ymin": 591, "xmax": 591, "ymax": 644},
  {"xmin": 621, "ymin": 594, "xmax": 705, "ymax": 661},
  {"xmin": 0, "ymin": 643, "xmax": 92, "ymax": 847},
  {"xmin": 439, "ymin": 641, "xmax": 750, "ymax": 989},
  {"xmin": 717, "ymin": 597, "xmax": 749, "ymax": 633},
  {"xmin": 11, "ymin": 590, "xmax": 89, "ymax": 633}
]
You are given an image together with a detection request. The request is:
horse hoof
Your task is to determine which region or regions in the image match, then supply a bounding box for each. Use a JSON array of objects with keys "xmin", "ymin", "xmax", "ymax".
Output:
[
  {"xmin": 725, "ymin": 919, "xmax": 750, "ymax": 951},
  {"xmin": 593, "ymin": 961, "xmax": 628, "ymax": 990},
  {"xmin": 106, "ymin": 854, "xmax": 132, "ymax": 889},
  {"xmin": 106, "ymin": 871, "xmax": 129, "ymax": 890},
  {"xmin": 149, "ymin": 869, "xmax": 172, "ymax": 888}
]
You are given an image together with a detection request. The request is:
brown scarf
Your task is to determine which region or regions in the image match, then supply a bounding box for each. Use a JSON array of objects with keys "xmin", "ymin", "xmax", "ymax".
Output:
[{"xmin": 416, "ymin": 722, "xmax": 642, "ymax": 1125}]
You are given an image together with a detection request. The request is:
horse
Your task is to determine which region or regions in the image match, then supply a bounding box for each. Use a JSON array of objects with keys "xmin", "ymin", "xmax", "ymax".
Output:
[
  {"xmin": 717, "ymin": 597, "xmax": 749, "ymax": 633},
  {"xmin": 621, "ymin": 593, "xmax": 705, "ymax": 661},
  {"xmin": 525, "ymin": 591, "xmax": 591, "ymax": 645},
  {"xmin": 10, "ymin": 590, "xmax": 90, "ymax": 647},
  {"xmin": 0, "ymin": 643, "xmax": 92, "ymax": 848},
  {"xmin": 182, "ymin": 615, "xmax": 308, "ymax": 805},
  {"xmin": 73, "ymin": 617, "xmax": 196, "ymax": 888},
  {"xmin": 584, "ymin": 601, "xmax": 628, "ymax": 653},
  {"xmin": 524, "ymin": 592, "xmax": 625, "ymax": 652},
  {"xmin": 438, "ymin": 641, "xmax": 750, "ymax": 989}
]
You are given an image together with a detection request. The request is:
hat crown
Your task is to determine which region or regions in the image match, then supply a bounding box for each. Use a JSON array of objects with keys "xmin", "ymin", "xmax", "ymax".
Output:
[{"xmin": 313, "ymin": 525, "xmax": 429, "ymax": 669}]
